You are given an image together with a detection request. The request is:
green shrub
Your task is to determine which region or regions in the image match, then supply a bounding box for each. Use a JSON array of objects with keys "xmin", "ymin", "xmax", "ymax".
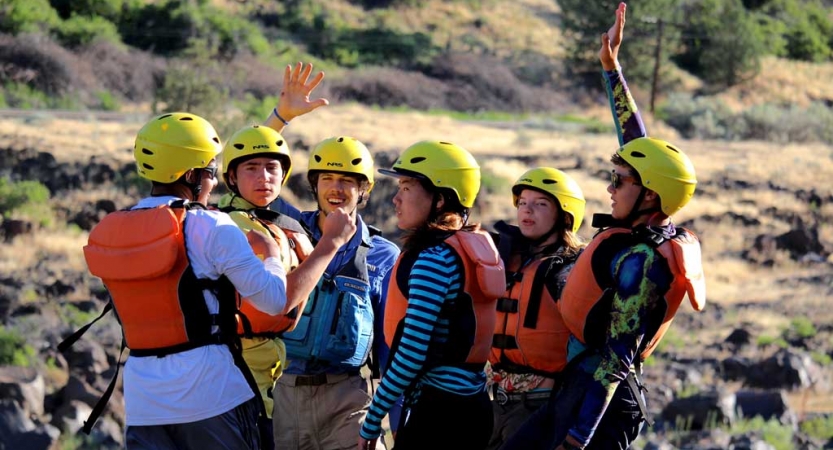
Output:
[
  {"xmin": 0, "ymin": 177, "xmax": 51, "ymax": 217},
  {"xmin": 725, "ymin": 416, "xmax": 794, "ymax": 450},
  {"xmin": 0, "ymin": 0, "xmax": 61, "ymax": 35},
  {"xmin": 49, "ymin": 0, "xmax": 126, "ymax": 21},
  {"xmin": 800, "ymin": 414, "xmax": 833, "ymax": 440},
  {"xmin": 153, "ymin": 38, "xmax": 229, "ymax": 119},
  {"xmin": 118, "ymin": 0, "xmax": 270, "ymax": 57},
  {"xmin": 95, "ymin": 90, "xmax": 120, "ymax": 111},
  {"xmin": 787, "ymin": 316, "xmax": 817, "ymax": 339},
  {"xmin": 0, "ymin": 328, "xmax": 36, "ymax": 367},
  {"xmin": 55, "ymin": 14, "xmax": 121, "ymax": 48}
]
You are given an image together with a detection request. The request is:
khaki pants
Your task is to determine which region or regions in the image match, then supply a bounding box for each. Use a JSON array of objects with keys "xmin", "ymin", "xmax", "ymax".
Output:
[{"xmin": 272, "ymin": 372, "xmax": 387, "ymax": 450}]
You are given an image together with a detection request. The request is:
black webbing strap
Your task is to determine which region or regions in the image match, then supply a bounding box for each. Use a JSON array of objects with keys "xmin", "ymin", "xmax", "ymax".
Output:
[
  {"xmin": 57, "ymin": 301, "xmax": 114, "ymax": 353},
  {"xmin": 522, "ymin": 256, "xmax": 565, "ymax": 329},
  {"xmin": 81, "ymin": 337, "xmax": 125, "ymax": 434}
]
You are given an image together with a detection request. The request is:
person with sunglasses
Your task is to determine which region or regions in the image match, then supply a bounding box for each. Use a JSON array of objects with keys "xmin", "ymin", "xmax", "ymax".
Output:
[
  {"xmin": 81, "ymin": 111, "xmax": 295, "ymax": 450},
  {"xmin": 501, "ymin": 3, "xmax": 706, "ymax": 449}
]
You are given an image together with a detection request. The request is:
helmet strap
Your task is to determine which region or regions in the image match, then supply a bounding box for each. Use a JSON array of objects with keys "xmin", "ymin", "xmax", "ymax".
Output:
[{"xmin": 624, "ymin": 187, "xmax": 662, "ymax": 225}]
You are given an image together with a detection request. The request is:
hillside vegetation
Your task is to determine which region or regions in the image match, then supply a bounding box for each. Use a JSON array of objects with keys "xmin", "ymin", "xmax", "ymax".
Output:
[
  {"xmin": 2, "ymin": 0, "xmax": 833, "ymax": 143},
  {"xmin": 1, "ymin": 1, "xmax": 833, "ymax": 449}
]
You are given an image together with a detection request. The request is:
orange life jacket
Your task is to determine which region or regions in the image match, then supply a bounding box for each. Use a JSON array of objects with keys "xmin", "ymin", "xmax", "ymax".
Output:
[
  {"xmin": 226, "ymin": 208, "xmax": 314, "ymax": 338},
  {"xmin": 489, "ymin": 252, "xmax": 573, "ymax": 377},
  {"xmin": 559, "ymin": 227, "xmax": 706, "ymax": 361},
  {"xmin": 83, "ymin": 202, "xmax": 233, "ymax": 355},
  {"xmin": 384, "ymin": 230, "xmax": 505, "ymax": 365}
]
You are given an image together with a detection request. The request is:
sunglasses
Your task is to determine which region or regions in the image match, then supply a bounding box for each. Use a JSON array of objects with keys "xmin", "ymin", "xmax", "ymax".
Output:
[
  {"xmin": 200, "ymin": 165, "xmax": 218, "ymax": 180},
  {"xmin": 610, "ymin": 170, "xmax": 639, "ymax": 189}
]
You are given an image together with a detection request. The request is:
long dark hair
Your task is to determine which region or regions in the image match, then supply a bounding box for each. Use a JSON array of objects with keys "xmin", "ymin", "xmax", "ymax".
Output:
[{"xmin": 400, "ymin": 179, "xmax": 479, "ymax": 253}]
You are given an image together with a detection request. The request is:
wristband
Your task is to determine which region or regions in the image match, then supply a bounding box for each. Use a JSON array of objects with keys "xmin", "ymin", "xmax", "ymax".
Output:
[{"xmin": 272, "ymin": 108, "xmax": 289, "ymax": 126}]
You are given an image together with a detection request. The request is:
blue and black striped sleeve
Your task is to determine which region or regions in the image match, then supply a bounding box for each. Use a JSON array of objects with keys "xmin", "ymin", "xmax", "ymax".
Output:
[{"xmin": 359, "ymin": 244, "xmax": 462, "ymax": 440}]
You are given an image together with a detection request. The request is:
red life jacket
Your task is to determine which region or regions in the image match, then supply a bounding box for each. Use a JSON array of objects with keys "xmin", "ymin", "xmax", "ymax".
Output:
[
  {"xmin": 384, "ymin": 230, "xmax": 505, "ymax": 365},
  {"xmin": 226, "ymin": 209, "xmax": 314, "ymax": 337},
  {"xmin": 83, "ymin": 202, "xmax": 232, "ymax": 355},
  {"xmin": 559, "ymin": 227, "xmax": 706, "ymax": 361},
  {"xmin": 489, "ymin": 253, "xmax": 574, "ymax": 377}
]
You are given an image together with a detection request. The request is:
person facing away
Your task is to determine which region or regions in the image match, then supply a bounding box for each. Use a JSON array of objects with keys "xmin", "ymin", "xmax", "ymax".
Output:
[
  {"xmin": 359, "ymin": 140, "xmax": 505, "ymax": 450},
  {"xmin": 268, "ymin": 136, "xmax": 401, "ymax": 450},
  {"xmin": 501, "ymin": 3, "xmax": 706, "ymax": 449},
  {"xmin": 217, "ymin": 123, "xmax": 356, "ymax": 446},
  {"xmin": 83, "ymin": 112, "xmax": 292, "ymax": 450},
  {"xmin": 485, "ymin": 167, "xmax": 586, "ymax": 450}
]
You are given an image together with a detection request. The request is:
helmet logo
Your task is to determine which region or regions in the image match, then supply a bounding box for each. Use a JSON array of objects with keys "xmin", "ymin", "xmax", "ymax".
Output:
[
  {"xmin": 327, "ymin": 162, "xmax": 343, "ymax": 167},
  {"xmin": 253, "ymin": 144, "xmax": 269, "ymax": 150},
  {"xmin": 520, "ymin": 177, "xmax": 533, "ymax": 183}
]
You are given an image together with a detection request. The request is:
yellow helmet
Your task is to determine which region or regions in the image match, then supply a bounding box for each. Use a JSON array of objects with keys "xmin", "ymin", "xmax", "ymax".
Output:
[
  {"xmin": 512, "ymin": 167, "xmax": 586, "ymax": 234},
  {"xmin": 379, "ymin": 140, "xmax": 480, "ymax": 208},
  {"xmin": 307, "ymin": 136, "xmax": 375, "ymax": 192},
  {"xmin": 222, "ymin": 125, "xmax": 292, "ymax": 185},
  {"xmin": 617, "ymin": 137, "xmax": 697, "ymax": 216},
  {"xmin": 134, "ymin": 112, "xmax": 221, "ymax": 183}
]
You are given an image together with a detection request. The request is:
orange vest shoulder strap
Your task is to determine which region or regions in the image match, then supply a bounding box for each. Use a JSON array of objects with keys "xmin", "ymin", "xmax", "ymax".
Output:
[{"xmin": 444, "ymin": 230, "xmax": 505, "ymax": 300}]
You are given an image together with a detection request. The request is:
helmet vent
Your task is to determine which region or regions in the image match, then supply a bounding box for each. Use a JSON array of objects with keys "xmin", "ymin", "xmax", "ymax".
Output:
[
  {"xmin": 351, "ymin": 157, "xmax": 362, "ymax": 166},
  {"xmin": 666, "ymin": 144, "xmax": 680, "ymax": 153},
  {"xmin": 630, "ymin": 151, "xmax": 646, "ymax": 158},
  {"xmin": 439, "ymin": 141, "xmax": 452, "ymax": 145},
  {"xmin": 277, "ymin": 140, "xmax": 284, "ymax": 146},
  {"xmin": 212, "ymin": 137, "xmax": 220, "ymax": 144},
  {"xmin": 410, "ymin": 156, "xmax": 426, "ymax": 164},
  {"xmin": 543, "ymin": 179, "xmax": 557, "ymax": 185},
  {"xmin": 158, "ymin": 114, "xmax": 172, "ymax": 120},
  {"xmin": 142, "ymin": 163, "xmax": 154, "ymax": 170},
  {"xmin": 337, "ymin": 137, "xmax": 345, "ymax": 142},
  {"xmin": 179, "ymin": 116, "xmax": 193, "ymax": 121},
  {"xmin": 314, "ymin": 155, "xmax": 322, "ymax": 162},
  {"xmin": 141, "ymin": 148, "xmax": 153, "ymax": 155},
  {"xmin": 234, "ymin": 143, "xmax": 245, "ymax": 150}
]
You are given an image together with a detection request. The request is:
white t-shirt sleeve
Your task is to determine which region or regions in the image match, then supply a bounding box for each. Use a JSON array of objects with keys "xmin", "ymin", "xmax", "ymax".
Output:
[{"xmin": 203, "ymin": 213, "xmax": 287, "ymax": 315}]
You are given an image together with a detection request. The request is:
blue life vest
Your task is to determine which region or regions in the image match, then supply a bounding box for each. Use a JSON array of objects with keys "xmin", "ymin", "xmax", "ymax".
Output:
[{"xmin": 281, "ymin": 243, "xmax": 374, "ymax": 369}]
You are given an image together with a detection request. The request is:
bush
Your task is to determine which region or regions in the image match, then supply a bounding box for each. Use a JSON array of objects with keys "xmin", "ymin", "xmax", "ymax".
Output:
[
  {"xmin": 118, "ymin": 0, "xmax": 271, "ymax": 57},
  {"xmin": 330, "ymin": 67, "xmax": 449, "ymax": 110},
  {"xmin": 800, "ymin": 414, "xmax": 833, "ymax": 440},
  {"xmin": 49, "ymin": 0, "xmax": 126, "ymax": 21},
  {"xmin": 659, "ymin": 94, "xmax": 833, "ymax": 144},
  {"xmin": 54, "ymin": 14, "xmax": 121, "ymax": 48},
  {"xmin": 0, "ymin": 33, "xmax": 79, "ymax": 95},
  {"xmin": 0, "ymin": 328, "xmax": 36, "ymax": 367},
  {"xmin": 77, "ymin": 40, "xmax": 163, "ymax": 102},
  {"xmin": 0, "ymin": 177, "xmax": 51, "ymax": 217},
  {"xmin": 153, "ymin": 39, "xmax": 229, "ymax": 119},
  {"xmin": 0, "ymin": 0, "xmax": 61, "ymax": 35},
  {"xmin": 0, "ymin": 177, "xmax": 53, "ymax": 225}
]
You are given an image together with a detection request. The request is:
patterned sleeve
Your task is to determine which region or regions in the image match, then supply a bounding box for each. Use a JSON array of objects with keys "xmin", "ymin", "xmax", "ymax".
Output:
[
  {"xmin": 567, "ymin": 243, "xmax": 672, "ymax": 447},
  {"xmin": 360, "ymin": 245, "xmax": 462, "ymax": 440},
  {"xmin": 604, "ymin": 68, "xmax": 647, "ymax": 146}
]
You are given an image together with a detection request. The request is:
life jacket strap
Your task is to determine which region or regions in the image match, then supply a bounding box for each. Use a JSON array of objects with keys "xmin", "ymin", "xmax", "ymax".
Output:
[
  {"xmin": 58, "ymin": 301, "xmax": 113, "ymax": 353},
  {"xmin": 81, "ymin": 337, "xmax": 125, "ymax": 435}
]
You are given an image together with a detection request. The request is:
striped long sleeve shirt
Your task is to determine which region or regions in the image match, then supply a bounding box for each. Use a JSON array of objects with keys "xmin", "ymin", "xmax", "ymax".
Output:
[{"xmin": 360, "ymin": 243, "xmax": 487, "ymax": 440}]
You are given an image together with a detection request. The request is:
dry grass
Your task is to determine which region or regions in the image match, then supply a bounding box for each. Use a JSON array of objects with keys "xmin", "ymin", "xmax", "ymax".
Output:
[
  {"xmin": 0, "ymin": 229, "xmax": 88, "ymax": 275},
  {"xmin": 715, "ymin": 56, "xmax": 833, "ymax": 111}
]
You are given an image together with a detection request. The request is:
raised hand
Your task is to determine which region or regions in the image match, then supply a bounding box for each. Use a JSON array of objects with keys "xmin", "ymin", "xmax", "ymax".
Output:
[
  {"xmin": 600, "ymin": 2, "xmax": 626, "ymax": 71},
  {"xmin": 275, "ymin": 62, "xmax": 330, "ymax": 123}
]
